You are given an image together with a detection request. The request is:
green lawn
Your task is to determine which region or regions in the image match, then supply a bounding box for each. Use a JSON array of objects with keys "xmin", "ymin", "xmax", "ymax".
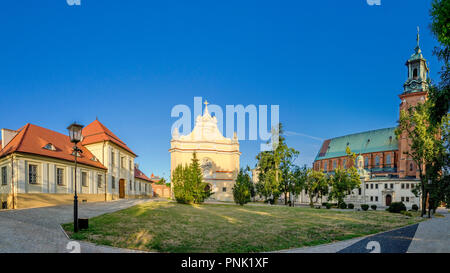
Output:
[{"xmin": 62, "ymin": 201, "xmax": 423, "ymax": 253}]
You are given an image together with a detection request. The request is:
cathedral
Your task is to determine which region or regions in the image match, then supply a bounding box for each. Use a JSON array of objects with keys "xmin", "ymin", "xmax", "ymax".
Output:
[
  {"xmin": 169, "ymin": 101, "xmax": 241, "ymax": 201},
  {"xmin": 308, "ymin": 31, "xmax": 429, "ymax": 209}
]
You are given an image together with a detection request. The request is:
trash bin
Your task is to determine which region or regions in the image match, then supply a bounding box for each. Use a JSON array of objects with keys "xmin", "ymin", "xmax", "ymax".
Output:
[{"xmin": 78, "ymin": 218, "xmax": 89, "ymax": 230}]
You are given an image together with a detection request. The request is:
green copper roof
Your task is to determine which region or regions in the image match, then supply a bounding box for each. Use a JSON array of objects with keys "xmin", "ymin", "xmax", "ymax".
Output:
[{"xmin": 315, "ymin": 127, "xmax": 398, "ymax": 161}]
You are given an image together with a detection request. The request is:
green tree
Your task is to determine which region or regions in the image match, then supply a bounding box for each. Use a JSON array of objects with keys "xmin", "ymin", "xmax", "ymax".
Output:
[
  {"xmin": 232, "ymin": 168, "xmax": 253, "ymax": 205},
  {"xmin": 304, "ymin": 169, "xmax": 329, "ymax": 207},
  {"xmin": 172, "ymin": 152, "xmax": 211, "ymax": 204},
  {"xmin": 328, "ymin": 149, "xmax": 361, "ymax": 206},
  {"xmin": 255, "ymin": 123, "xmax": 299, "ymax": 205},
  {"xmin": 395, "ymin": 98, "xmax": 445, "ymax": 217},
  {"xmin": 288, "ymin": 165, "xmax": 308, "ymax": 207}
]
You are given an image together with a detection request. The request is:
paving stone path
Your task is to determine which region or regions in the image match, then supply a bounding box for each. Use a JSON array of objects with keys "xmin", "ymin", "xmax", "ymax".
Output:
[{"xmin": 0, "ymin": 198, "xmax": 159, "ymax": 253}]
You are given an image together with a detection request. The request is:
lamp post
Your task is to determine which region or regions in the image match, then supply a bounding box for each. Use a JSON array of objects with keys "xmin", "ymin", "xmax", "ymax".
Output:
[{"xmin": 67, "ymin": 122, "xmax": 84, "ymax": 233}]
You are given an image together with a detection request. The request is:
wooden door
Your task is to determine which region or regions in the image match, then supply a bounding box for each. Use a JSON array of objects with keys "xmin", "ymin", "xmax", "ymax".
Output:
[
  {"xmin": 119, "ymin": 179, "xmax": 125, "ymax": 198},
  {"xmin": 386, "ymin": 194, "xmax": 392, "ymax": 206}
]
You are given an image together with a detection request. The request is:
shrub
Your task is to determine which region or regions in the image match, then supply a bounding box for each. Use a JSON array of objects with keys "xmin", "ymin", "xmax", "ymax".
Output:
[
  {"xmin": 411, "ymin": 204, "xmax": 419, "ymax": 211},
  {"xmin": 348, "ymin": 203, "xmax": 354, "ymax": 209},
  {"xmin": 339, "ymin": 202, "xmax": 347, "ymax": 209},
  {"xmin": 326, "ymin": 203, "xmax": 332, "ymax": 209},
  {"xmin": 232, "ymin": 168, "xmax": 253, "ymax": 206},
  {"xmin": 322, "ymin": 202, "xmax": 328, "ymax": 206},
  {"xmin": 371, "ymin": 205, "xmax": 377, "ymax": 210},
  {"xmin": 400, "ymin": 211, "xmax": 413, "ymax": 217},
  {"xmin": 361, "ymin": 204, "xmax": 369, "ymax": 211},
  {"xmin": 388, "ymin": 202, "xmax": 407, "ymax": 213}
]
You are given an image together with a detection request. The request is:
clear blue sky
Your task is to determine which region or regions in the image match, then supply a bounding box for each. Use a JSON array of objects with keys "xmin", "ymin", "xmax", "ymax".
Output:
[{"xmin": 0, "ymin": 0, "xmax": 441, "ymax": 180}]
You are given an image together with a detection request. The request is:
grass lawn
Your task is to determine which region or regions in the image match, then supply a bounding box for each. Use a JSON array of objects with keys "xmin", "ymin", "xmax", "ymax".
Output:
[{"xmin": 62, "ymin": 201, "xmax": 423, "ymax": 253}]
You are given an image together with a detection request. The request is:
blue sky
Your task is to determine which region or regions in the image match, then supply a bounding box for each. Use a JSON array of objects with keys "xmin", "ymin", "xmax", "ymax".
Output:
[{"xmin": 0, "ymin": 0, "xmax": 441, "ymax": 179}]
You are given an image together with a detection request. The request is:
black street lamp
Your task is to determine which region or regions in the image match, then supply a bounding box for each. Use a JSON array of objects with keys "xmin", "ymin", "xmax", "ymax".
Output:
[{"xmin": 67, "ymin": 122, "xmax": 84, "ymax": 233}]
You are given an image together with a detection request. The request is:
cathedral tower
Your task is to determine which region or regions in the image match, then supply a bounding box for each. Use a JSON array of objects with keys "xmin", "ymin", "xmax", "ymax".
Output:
[{"xmin": 398, "ymin": 28, "xmax": 429, "ymax": 178}]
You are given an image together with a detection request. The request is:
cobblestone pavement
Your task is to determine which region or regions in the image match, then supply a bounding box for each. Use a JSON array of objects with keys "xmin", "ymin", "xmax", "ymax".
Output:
[{"xmin": 0, "ymin": 199, "xmax": 159, "ymax": 253}]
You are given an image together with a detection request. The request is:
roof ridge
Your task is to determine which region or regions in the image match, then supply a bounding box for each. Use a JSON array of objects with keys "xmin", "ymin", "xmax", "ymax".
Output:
[
  {"xmin": 326, "ymin": 127, "xmax": 396, "ymax": 141},
  {"xmin": 14, "ymin": 123, "xmax": 31, "ymax": 151}
]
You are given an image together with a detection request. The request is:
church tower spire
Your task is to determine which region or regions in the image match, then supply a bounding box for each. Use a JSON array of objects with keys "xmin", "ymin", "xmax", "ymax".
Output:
[{"xmin": 403, "ymin": 26, "xmax": 429, "ymax": 94}]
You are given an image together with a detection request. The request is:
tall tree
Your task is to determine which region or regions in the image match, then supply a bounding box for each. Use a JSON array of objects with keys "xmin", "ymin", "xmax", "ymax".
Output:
[
  {"xmin": 172, "ymin": 152, "xmax": 211, "ymax": 204},
  {"xmin": 255, "ymin": 123, "xmax": 299, "ymax": 204},
  {"xmin": 289, "ymin": 165, "xmax": 308, "ymax": 207},
  {"xmin": 395, "ymin": 99, "xmax": 444, "ymax": 217}
]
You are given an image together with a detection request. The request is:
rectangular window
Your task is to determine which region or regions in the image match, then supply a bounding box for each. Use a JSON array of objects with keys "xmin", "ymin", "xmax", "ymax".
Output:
[
  {"xmin": 28, "ymin": 164, "xmax": 38, "ymax": 184},
  {"xmin": 333, "ymin": 160, "xmax": 336, "ymax": 169},
  {"xmin": 401, "ymin": 183, "xmax": 405, "ymax": 189},
  {"xmin": 112, "ymin": 176, "xmax": 115, "ymax": 189},
  {"xmin": 411, "ymin": 184, "xmax": 414, "ymax": 189},
  {"xmin": 401, "ymin": 197, "xmax": 405, "ymax": 202},
  {"xmin": 145, "ymin": 184, "xmax": 147, "ymax": 192},
  {"xmin": 366, "ymin": 184, "xmax": 368, "ymax": 189},
  {"xmin": 375, "ymin": 184, "xmax": 378, "ymax": 189},
  {"xmin": 1, "ymin": 166, "xmax": 7, "ymax": 185},
  {"xmin": 97, "ymin": 174, "xmax": 102, "ymax": 188},
  {"xmin": 223, "ymin": 187, "xmax": 227, "ymax": 192},
  {"xmin": 81, "ymin": 172, "xmax": 88, "ymax": 187},
  {"xmin": 129, "ymin": 160, "xmax": 132, "ymax": 170},
  {"xmin": 139, "ymin": 182, "xmax": 141, "ymax": 191},
  {"xmin": 406, "ymin": 197, "xmax": 410, "ymax": 202},
  {"xmin": 385, "ymin": 183, "xmax": 388, "ymax": 189},
  {"xmin": 370, "ymin": 196, "xmax": 373, "ymax": 201},
  {"xmin": 56, "ymin": 168, "xmax": 64, "ymax": 185},
  {"xmin": 358, "ymin": 188, "xmax": 361, "ymax": 195},
  {"xmin": 370, "ymin": 184, "xmax": 373, "ymax": 189},
  {"xmin": 111, "ymin": 151, "xmax": 115, "ymax": 167},
  {"xmin": 130, "ymin": 180, "xmax": 132, "ymax": 190},
  {"xmin": 406, "ymin": 184, "xmax": 409, "ymax": 189},
  {"xmin": 390, "ymin": 183, "xmax": 394, "ymax": 189},
  {"xmin": 375, "ymin": 196, "xmax": 378, "ymax": 202}
]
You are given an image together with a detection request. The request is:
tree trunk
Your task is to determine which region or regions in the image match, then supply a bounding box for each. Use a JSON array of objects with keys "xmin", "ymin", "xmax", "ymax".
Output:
[{"xmin": 284, "ymin": 189, "xmax": 288, "ymax": 206}]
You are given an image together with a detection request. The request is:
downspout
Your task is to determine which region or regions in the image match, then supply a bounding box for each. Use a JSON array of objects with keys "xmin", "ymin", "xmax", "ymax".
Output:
[
  {"xmin": 102, "ymin": 140, "xmax": 107, "ymax": 202},
  {"xmin": 11, "ymin": 155, "xmax": 15, "ymax": 209}
]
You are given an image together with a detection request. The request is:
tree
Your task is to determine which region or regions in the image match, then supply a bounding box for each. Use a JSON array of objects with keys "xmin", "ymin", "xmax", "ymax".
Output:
[
  {"xmin": 328, "ymin": 148, "xmax": 361, "ymax": 206},
  {"xmin": 304, "ymin": 169, "xmax": 329, "ymax": 207},
  {"xmin": 232, "ymin": 168, "xmax": 253, "ymax": 205},
  {"xmin": 288, "ymin": 165, "xmax": 308, "ymax": 207},
  {"xmin": 255, "ymin": 123, "xmax": 299, "ymax": 205},
  {"xmin": 172, "ymin": 152, "xmax": 211, "ymax": 204}
]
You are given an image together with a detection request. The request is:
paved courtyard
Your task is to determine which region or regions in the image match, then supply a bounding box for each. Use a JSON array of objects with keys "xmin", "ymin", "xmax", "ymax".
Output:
[{"xmin": 0, "ymin": 199, "xmax": 158, "ymax": 253}]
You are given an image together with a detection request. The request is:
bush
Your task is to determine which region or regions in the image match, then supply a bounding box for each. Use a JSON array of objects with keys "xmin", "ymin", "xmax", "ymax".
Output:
[
  {"xmin": 371, "ymin": 205, "xmax": 377, "ymax": 210},
  {"xmin": 322, "ymin": 202, "xmax": 328, "ymax": 206},
  {"xmin": 348, "ymin": 203, "xmax": 354, "ymax": 209},
  {"xmin": 388, "ymin": 202, "xmax": 407, "ymax": 213},
  {"xmin": 326, "ymin": 203, "xmax": 332, "ymax": 209},
  {"xmin": 400, "ymin": 211, "xmax": 413, "ymax": 217},
  {"xmin": 361, "ymin": 204, "xmax": 369, "ymax": 211},
  {"xmin": 411, "ymin": 204, "xmax": 419, "ymax": 211},
  {"xmin": 339, "ymin": 202, "xmax": 347, "ymax": 209}
]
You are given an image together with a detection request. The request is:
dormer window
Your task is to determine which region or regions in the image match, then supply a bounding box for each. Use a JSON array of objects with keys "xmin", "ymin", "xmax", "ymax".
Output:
[
  {"xmin": 71, "ymin": 151, "xmax": 81, "ymax": 157},
  {"xmin": 43, "ymin": 143, "xmax": 56, "ymax": 151},
  {"xmin": 90, "ymin": 156, "xmax": 98, "ymax": 161}
]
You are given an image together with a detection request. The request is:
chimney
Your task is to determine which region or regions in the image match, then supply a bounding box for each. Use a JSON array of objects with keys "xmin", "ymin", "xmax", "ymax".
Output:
[{"xmin": 1, "ymin": 129, "xmax": 18, "ymax": 149}]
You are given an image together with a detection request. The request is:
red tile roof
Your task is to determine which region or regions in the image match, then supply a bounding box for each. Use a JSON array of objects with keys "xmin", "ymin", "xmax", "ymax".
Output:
[
  {"xmin": 81, "ymin": 119, "xmax": 137, "ymax": 156},
  {"xmin": 0, "ymin": 123, "xmax": 107, "ymax": 170},
  {"xmin": 134, "ymin": 166, "xmax": 152, "ymax": 182}
]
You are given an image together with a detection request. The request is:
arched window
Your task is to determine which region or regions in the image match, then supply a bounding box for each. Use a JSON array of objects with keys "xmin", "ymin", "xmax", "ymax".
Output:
[
  {"xmin": 410, "ymin": 163, "xmax": 414, "ymax": 171},
  {"xmin": 375, "ymin": 156, "xmax": 380, "ymax": 167},
  {"xmin": 413, "ymin": 68, "xmax": 418, "ymax": 79}
]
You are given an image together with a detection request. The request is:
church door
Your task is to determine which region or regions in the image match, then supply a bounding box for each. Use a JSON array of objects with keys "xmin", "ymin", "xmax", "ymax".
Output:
[
  {"xmin": 385, "ymin": 194, "xmax": 392, "ymax": 206},
  {"xmin": 119, "ymin": 179, "xmax": 126, "ymax": 198}
]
